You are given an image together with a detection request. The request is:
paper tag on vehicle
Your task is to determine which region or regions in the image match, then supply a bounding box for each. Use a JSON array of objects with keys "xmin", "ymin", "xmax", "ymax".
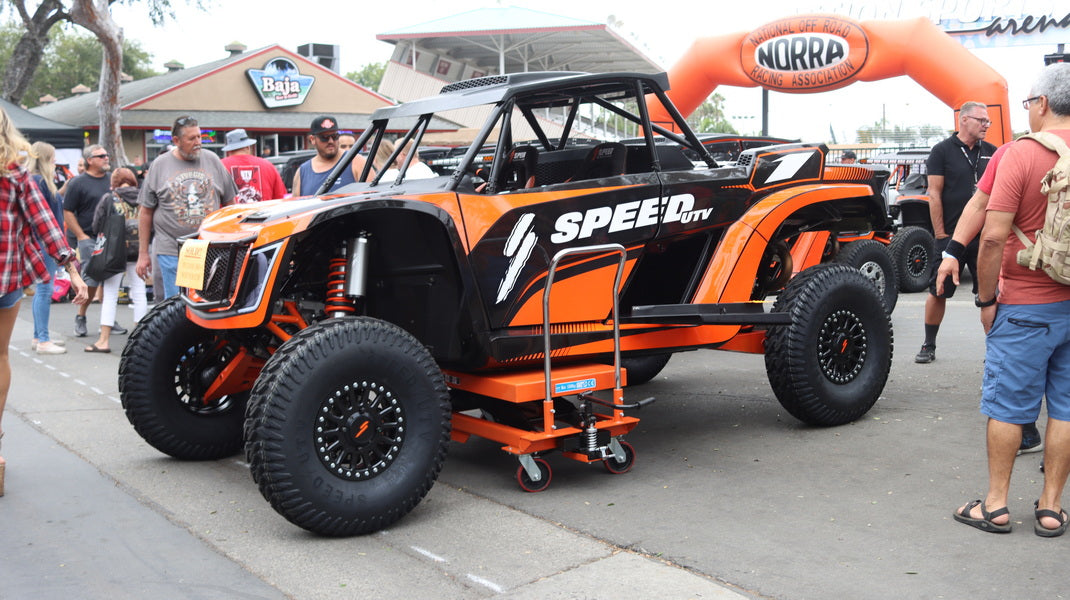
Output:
[{"xmin": 176, "ymin": 239, "xmax": 209, "ymax": 290}]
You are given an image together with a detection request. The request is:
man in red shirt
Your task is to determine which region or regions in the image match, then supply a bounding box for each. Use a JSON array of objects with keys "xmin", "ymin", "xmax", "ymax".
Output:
[
  {"xmin": 220, "ymin": 129, "xmax": 286, "ymax": 202},
  {"xmin": 953, "ymin": 63, "xmax": 1070, "ymax": 537}
]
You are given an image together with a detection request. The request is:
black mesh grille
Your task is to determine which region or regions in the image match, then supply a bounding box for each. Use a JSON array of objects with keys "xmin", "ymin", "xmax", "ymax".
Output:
[
  {"xmin": 195, "ymin": 242, "xmax": 250, "ymax": 304},
  {"xmin": 440, "ymin": 76, "xmax": 508, "ymax": 94},
  {"xmin": 737, "ymin": 153, "xmax": 754, "ymax": 168}
]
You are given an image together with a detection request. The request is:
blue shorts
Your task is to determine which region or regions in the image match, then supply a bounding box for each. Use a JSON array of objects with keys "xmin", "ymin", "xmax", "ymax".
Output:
[
  {"xmin": 981, "ymin": 300, "xmax": 1070, "ymax": 423},
  {"xmin": 0, "ymin": 288, "xmax": 24, "ymax": 309}
]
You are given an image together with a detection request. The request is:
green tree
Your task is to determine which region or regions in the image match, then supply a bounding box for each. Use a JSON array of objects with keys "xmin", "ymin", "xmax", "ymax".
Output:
[
  {"xmin": 0, "ymin": 23, "xmax": 156, "ymax": 106},
  {"xmin": 1, "ymin": 1, "xmax": 191, "ymax": 104},
  {"xmin": 686, "ymin": 93, "xmax": 737, "ymax": 134},
  {"xmin": 346, "ymin": 61, "xmax": 386, "ymax": 91}
]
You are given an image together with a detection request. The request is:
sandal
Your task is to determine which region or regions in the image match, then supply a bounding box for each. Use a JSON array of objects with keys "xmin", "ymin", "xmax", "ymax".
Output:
[
  {"xmin": 953, "ymin": 499, "xmax": 1012, "ymax": 533},
  {"xmin": 83, "ymin": 344, "xmax": 111, "ymax": 353},
  {"xmin": 1034, "ymin": 500, "xmax": 1068, "ymax": 537}
]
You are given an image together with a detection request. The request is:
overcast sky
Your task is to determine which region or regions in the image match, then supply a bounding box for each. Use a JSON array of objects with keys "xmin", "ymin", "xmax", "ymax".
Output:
[{"xmin": 108, "ymin": 0, "xmax": 1062, "ymax": 143}]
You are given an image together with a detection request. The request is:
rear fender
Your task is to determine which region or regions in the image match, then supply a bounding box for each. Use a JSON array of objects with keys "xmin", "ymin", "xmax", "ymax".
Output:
[{"xmin": 691, "ymin": 183, "xmax": 882, "ymax": 303}]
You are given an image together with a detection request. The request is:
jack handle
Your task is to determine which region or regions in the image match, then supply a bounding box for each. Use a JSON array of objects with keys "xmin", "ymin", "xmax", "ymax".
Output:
[{"xmin": 578, "ymin": 392, "xmax": 656, "ymax": 411}]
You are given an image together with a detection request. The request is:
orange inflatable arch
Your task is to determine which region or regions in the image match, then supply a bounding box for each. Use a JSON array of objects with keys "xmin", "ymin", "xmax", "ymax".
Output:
[{"xmin": 650, "ymin": 15, "xmax": 1012, "ymax": 145}]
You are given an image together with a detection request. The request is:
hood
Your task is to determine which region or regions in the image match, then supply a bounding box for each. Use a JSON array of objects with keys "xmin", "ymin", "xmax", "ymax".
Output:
[{"xmin": 114, "ymin": 185, "xmax": 140, "ymax": 206}]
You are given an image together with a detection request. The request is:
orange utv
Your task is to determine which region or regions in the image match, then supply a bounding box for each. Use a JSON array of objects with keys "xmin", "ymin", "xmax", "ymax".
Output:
[{"xmin": 119, "ymin": 71, "xmax": 893, "ymax": 536}]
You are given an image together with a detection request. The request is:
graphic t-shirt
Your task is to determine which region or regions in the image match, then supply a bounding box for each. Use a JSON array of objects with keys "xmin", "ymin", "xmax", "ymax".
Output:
[
  {"xmin": 221, "ymin": 153, "xmax": 287, "ymax": 202},
  {"xmin": 138, "ymin": 150, "xmax": 236, "ymax": 256}
]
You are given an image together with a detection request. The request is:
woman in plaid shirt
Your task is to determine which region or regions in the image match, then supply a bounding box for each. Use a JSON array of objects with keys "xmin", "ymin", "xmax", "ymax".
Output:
[{"xmin": 0, "ymin": 107, "xmax": 89, "ymax": 495}]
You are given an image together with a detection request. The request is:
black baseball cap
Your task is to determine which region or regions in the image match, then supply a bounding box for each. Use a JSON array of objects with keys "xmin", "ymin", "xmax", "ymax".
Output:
[{"xmin": 310, "ymin": 116, "xmax": 339, "ymax": 135}]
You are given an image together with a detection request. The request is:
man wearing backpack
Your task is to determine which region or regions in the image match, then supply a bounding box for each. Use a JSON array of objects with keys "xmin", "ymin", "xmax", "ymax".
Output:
[{"xmin": 953, "ymin": 63, "xmax": 1070, "ymax": 537}]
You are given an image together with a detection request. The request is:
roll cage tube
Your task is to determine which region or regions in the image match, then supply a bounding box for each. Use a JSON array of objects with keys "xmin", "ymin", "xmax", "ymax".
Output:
[
  {"xmin": 449, "ymin": 100, "xmax": 510, "ymax": 190},
  {"xmin": 370, "ymin": 115, "xmax": 432, "ymax": 187}
]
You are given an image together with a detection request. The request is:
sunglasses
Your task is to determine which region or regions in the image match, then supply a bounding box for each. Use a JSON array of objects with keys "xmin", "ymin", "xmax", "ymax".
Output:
[
  {"xmin": 317, "ymin": 133, "xmax": 339, "ymax": 142},
  {"xmin": 90, "ymin": 153, "xmax": 109, "ymax": 159}
]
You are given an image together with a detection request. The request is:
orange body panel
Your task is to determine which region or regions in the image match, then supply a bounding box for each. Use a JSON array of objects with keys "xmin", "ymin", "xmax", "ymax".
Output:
[
  {"xmin": 508, "ymin": 255, "xmax": 637, "ymax": 327},
  {"xmin": 693, "ymin": 184, "xmax": 874, "ymax": 303}
]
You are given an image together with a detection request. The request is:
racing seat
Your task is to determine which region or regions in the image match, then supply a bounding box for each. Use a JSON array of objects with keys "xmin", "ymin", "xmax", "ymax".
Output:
[
  {"xmin": 568, "ymin": 142, "xmax": 628, "ymax": 182},
  {"xmin": 496, "ymin": 145, "xmax": 539, "ymax": 191}
]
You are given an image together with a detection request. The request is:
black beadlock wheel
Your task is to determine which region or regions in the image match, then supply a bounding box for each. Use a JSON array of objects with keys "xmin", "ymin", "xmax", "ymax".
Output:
[
  {"xmin": 517, "ymin": 458, "xmax": 552, "ymax": 492},
  {"xmin": 603, "ymin": 440, "xmax": 636, "ymax": 474},
  {"xmin": 764, "ymin": 264, "xmax": 893, "ymax": 426},
  {"xmin": 888, "ymin": 226, "xmax": 936, "ymax": 293},
  {"xmin": 244, "ymin": 317, "xmax": 451, "ymax": 536},
  {"xmin": 833, "ymin": 239, "xmax": 899, "ymax": 313},
  {"xmin": 118, "ymin": 296, "xmax": 248, "ymax": 460}
]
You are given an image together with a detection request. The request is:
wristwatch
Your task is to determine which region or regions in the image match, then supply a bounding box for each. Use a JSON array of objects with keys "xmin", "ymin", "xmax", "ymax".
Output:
[{"xmin": 974, "ymin": 293, "xmax": 998, "ymax": 307}]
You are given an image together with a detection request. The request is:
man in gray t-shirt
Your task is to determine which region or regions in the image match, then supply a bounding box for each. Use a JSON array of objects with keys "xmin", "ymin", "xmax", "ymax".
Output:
[{"xmin": 136, "ymin": 115, "xmax": 236, "ymax": 300}]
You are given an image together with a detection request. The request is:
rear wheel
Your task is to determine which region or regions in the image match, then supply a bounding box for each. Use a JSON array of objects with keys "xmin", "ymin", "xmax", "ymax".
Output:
[
  {"xmin": 888, "ymin": 226, "xmax": 935, "ymax": 293},
  {"xmin": 834, "ymin": 239, "xmax": 898, "ymax": 313},
  {"xmin": 118, "ymin": 297, "xmax": 248, "ymax": 460},
  {"xmin": 765, "ymin": 264, "xmax": 893, "ymax": 426},
  {"xmin": 245, "ymin": 317, "xmax": 451, "ymax": 536},
  {"xmin": 619, "ymin": 354, "xmax": 672, "ymax": 386}
]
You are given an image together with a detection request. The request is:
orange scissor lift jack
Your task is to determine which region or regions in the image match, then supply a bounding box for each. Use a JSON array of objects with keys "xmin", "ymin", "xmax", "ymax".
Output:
[{"xmin": 445, "ymin": 244, "xmax": 655, "ymax": 492}]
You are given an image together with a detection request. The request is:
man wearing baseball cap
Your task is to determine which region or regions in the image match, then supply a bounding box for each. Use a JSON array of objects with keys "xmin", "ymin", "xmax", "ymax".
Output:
[
  {"xmin": 291, "ymin": 116, "xmax": 367, "ymax": 196},
  {"xmin": 221, "ymin": 129, "xmax": 286, "ymax": 202}
]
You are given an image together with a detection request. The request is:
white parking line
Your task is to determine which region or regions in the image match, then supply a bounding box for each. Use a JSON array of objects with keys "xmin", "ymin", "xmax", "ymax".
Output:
[
  {"xmin": 466, "ymin": 574, "xmax": 504, "ymax": 593},
  {"xmin": 411, "ymin": 546, "xmax": 447, "ymax": 563}
]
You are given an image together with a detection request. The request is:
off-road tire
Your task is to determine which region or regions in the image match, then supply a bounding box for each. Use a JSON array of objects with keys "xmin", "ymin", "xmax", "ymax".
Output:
[
  {"xmin": 118, "ymin": 296, "xmax": 247, "ymax": 460},
  {"xmin": 834, "ymin": 239, "xmax": 898, "ymax": 313},
  {"xmin": 888, "ymin": 226, "xmax": 935, "ymax": 293},
  {"xmin": 619, "ymin": 354, "xmax": 672, "ymax": 386},
  {"xmin": 244, "ymin": 317, "xmax": 451, "ymax": 536},
  {"xmin": 765, "ymin": 264, "xmax": 893, "ymax": 426}
]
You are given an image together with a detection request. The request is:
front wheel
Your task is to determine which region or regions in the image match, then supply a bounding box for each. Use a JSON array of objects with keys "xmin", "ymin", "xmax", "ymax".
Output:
[
  {"xmin": 245, "ymin": 317, "xmax": 451, "ymax": 536},
  {"xmin": 765, "ymin": 264, "xmax": 893, "ymax": 426},
  {"xmin": 118, "ymin": 297, "xmax": 249, "ymax": 460}
]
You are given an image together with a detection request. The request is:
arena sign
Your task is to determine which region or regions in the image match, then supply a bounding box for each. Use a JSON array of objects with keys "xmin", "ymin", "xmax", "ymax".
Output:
[
  {"xmin": 741, "ymin": 15, "xmax": 869, "ymax": 91},
  {"xmin": 246, "ymin": 57, "xmax": 316, "ymax": 109}
]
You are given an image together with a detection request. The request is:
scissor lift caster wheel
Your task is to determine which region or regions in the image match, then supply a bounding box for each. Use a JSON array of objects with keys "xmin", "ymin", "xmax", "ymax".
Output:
[
  {"xmin": 603, "ymin": 440, "xmax": 636, "ymax": 474},
  {"xmin": 517, "ymin": 457, "xmax": 552, "ymax": 492}
]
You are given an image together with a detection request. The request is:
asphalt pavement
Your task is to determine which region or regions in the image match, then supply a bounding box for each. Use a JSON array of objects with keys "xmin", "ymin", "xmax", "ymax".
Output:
[{"xmin": 0, "ymin": 291, "xmax": 1064, "ymax": 600}]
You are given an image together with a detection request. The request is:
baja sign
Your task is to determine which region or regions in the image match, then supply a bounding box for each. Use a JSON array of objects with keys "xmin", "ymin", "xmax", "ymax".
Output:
[
  {"xmin": 741, "ymin": 15, "xmax": 869, "ymax": 92},
  {"xmin": 246, "ymin": 57, "xmax": 316, "ymax": 109}
]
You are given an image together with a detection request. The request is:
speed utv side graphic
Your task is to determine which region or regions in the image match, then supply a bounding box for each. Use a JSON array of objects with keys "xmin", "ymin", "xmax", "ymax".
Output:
[
  {"xmin": 498, "ymin": 212, "xmax": 537, "ymax": 304},
  {"xmin": 550, "ymin": 194, "xmax": 711, "ymax": 244}
]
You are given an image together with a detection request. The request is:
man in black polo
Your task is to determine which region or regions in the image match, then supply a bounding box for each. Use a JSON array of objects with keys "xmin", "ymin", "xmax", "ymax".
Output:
[
  {"xmin": 915, "ymin": 101, "xmax": 996, "ymax": 363},
  {"xmin": 63, "ymin": 144, "xmax": 126, "ymax": 337}
]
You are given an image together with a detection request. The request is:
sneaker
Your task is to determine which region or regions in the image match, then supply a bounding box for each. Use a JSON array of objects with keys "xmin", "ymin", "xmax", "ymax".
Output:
[
  {"xmin": 1018, "ymin": 423, "xmax": 1044, "ymax": 455},
  {"xmin": 74, "ymin": 314, "xmax": 87, "ymax": 337},
  {"xmin": 914, "ymin": 344, "xmax": 935, "ymax": 363},
  {"xmin": 110, "ymin": 323, "xmax": 129, "ymax": 335},
  {"xmin": 35, "ymin": 341, "xmax": 67, "ymax": 355},
  {"xmin": 31, "ymin": 339, "xmax": 66, "ymax": 351}
]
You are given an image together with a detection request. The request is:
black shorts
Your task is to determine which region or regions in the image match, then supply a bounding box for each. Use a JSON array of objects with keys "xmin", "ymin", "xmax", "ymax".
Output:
[{"xmin": 928, "ymin": 236, "xmax": 979, "ymax": 298}]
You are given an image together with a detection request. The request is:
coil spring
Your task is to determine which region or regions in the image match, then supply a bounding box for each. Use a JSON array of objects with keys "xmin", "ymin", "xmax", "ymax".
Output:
[
  {"xmin": 325, "ymin": 256, "xmax": 357, "ymax": 316},
  {"xmin": 584, "ymin": 424, "xmax": 599, "ymax": 453}
]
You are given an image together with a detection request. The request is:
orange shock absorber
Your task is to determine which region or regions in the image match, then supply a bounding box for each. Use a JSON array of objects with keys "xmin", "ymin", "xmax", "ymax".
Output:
[{"xmin": 325, "ymin": 249, "xmax": 357, "ymax": 317}]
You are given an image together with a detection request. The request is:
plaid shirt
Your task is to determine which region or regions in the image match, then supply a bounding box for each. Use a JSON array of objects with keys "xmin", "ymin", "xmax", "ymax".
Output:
[{"xmin": 1, "ymin": 162, "xmax": 71, "ymax": 294}]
